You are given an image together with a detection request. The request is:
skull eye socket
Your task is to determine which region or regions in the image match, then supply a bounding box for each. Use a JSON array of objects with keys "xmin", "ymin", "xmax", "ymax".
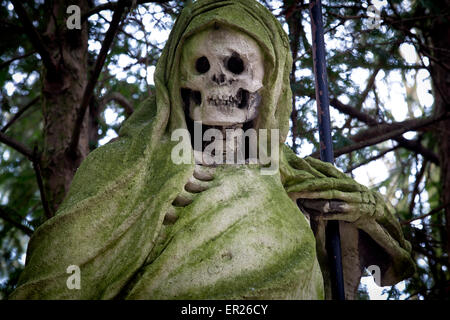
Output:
[
  {"xmin": 195, "ymin": 56, "xmax": 210, "ymax": 74},
  {"xmin": 226, "ymin": 55, "xmax": 244, "ymax": 74}
]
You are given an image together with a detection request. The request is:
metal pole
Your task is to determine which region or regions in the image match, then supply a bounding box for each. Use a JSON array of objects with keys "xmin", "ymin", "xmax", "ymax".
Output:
[{"xmin": 309, "ymin": 0, "xmax": 345, "ymax": 300}]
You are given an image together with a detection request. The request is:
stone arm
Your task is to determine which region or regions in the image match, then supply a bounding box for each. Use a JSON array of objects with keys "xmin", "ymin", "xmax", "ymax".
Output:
[{"xmin": 280, "ymin": 147, "xmax": 415, "ymax": 299}]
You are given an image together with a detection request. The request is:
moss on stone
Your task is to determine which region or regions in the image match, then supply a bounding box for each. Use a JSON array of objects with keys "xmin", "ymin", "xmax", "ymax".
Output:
[{"xmin": 10, "ymin": 0, "xmax": 413, "ymax": 300}]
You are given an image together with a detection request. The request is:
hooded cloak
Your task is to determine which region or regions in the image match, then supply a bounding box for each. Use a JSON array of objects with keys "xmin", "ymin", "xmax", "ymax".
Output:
[{"xmin": 10, "ymin": 0, "xmax": 413, "ymax": 300}]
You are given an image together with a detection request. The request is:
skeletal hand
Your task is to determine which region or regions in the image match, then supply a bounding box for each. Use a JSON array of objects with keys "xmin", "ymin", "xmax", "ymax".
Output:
[{"xmin": 287, "ymin": 156, "xmax": 414, "ymax": 282}]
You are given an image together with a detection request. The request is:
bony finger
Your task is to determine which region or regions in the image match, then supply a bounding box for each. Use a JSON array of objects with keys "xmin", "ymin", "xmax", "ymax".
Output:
[
  {"xmin": 286, "ymin": 178, "xmax": 367, "ymax": 194},
  {"xmin": 322, "ymin": 212, "xmax": 360, "ymax": 223},
  {"xmin": 290, "ymin": 190, "xmax": 365, "ymax": 204},
  {"xmin": 361, "ymin": 191, "xmax": 375, "ymax": 204},
  {"xmin": 304, "ymin": 156, "xmax": 349, "ymax": 179},
  {"xmin": 185, "ymin": 176, "xmax": 211, "ymax": 193},
  {"xmin": 163, "ymin": 206, "xmax": 178, "ymax": 225},
  {"xmin": 193, "ymin": 165, "xmax": 215, "ymax": 181},
  {"xmin": 301, "ymin": 199, "xmax": 348, "ymax": 214},
  {"xmin": 172, "ymin": 189, "xmax": 195, "ymax": 207},
  {"xmin": 321, "ymin": 203, "xmax": 377, "ymax": 222}
]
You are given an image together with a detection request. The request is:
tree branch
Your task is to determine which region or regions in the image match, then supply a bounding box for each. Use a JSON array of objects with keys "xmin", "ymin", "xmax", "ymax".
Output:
[
  {"xmin": 401, "ymin": 203, "xmax": 448, "ymax": 225},
  {"xmin": 327, "ymin": 12, "xmax": 366, "ymax": 21},
  {"xmin": 327, "ymin": 113, "xmax": 447, "ymax": 158},
  {"xmin": 311, "ymin": 111, "xmax": 447, "ymax": 159},
  {"xmin": 0, "ymin": 207, "xmax": 34, "ymax": 236},
  {"xmin": 32, "ymin": 147, "xmax": 52, "ymax": 220},
  {"xmin": 328, "ymin": 123, "xmax": 429, "ymax": 158},
  {"xmin": 329, "ymin": 98, "xmax": 440, "ymax": 164},
  {"xmin": 408, "ymin": 159, "xmax": 428, "ymax": 214},
  {"xmin": 0, "ymin": 131, "xmax": 35, "ymax": 161},
  {"xmin": 82, "ymin": 0, "xmax": 171, "ymax": 21},
  {"xmin": 382, "ymin": 13, "xmax": 450, "ymax": 74},
  {"xmin": 350, "ymin": 115, "xmax": 445, "ymax": 143},
  {"xmin": 69, "ymin": 0, "xmax": 128, "ymax": 158},
  {"xmin": 1, "ymin": 96, "xmax": 40, "ymax": 133},
  {"xmin": 101, "ymin": 92, "xmax": 134, "ymax": 116},
  {"xmin": 396, "ymin": 136, "xmax": 439, "ymax": 165},
  {"xmin": 0, "ymin": 50, "xmax": 36, "ymax": 70},
  {"xmin": 0, "ymin": 132, "xmax": 51, "ymax": 218},
  {"xmin": 345, "ymin": 145, "xmax": 399, "ymax": 173},
  {"xmin": 10, "ymin": 0, "xmax": 56, "ymax": 74},
  {"xmin": 357, "ymin": 67, "xmax": 381, "ymax": 109},
  {"xmin": 0, "ymin": 120, "xmax": 52, "ymax": 218},
  {"xmin": 330, "ymin": 98, "xmax": 378, "ymax": 125}
]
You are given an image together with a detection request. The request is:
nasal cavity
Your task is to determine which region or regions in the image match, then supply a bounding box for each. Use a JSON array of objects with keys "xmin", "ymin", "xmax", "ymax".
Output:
[{"xmin": 212, "ymin": 73, "xmax": 226, "ymax": 84}]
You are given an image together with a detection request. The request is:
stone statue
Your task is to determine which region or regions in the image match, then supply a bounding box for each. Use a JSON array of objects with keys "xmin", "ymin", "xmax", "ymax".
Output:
[{"xmin": 10, "ymin": 0, "xmax": 414, "ymax": 300}]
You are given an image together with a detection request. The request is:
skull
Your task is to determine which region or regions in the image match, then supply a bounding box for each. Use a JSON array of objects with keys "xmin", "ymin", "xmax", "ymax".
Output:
[{"xmin": 180, "ymin": 25, "xmax": 264, "ymax": 126}]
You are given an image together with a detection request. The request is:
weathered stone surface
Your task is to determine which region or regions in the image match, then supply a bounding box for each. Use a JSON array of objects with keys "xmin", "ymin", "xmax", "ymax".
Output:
[{"xmin": 10, "ymin": 0, "xmax": 414, "ymax": 300}]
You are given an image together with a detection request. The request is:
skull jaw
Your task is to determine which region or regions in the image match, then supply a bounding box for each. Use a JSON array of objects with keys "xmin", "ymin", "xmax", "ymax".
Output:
[
  {"xmin": 189, "ymin": 103, "xmax": 257, "ymax": 126},
  {"xmin": 181, "ymin": 88, "xmax": 262, "ymax": 166},
  {"xmin": 185, "ymin": 89, "xmax": 262, "ymax": 126},
  {"xmin": 193, "ymin": 124, "xmax": 247, "ymax": 166}
]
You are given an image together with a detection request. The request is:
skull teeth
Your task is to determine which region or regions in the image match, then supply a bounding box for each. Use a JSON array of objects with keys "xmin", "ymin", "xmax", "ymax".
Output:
[
  {"xmin": 207, "ymin": 90, "xmax": 250, "ymax": 109},
  {"xmin": 207, "ymin": 95, "xmax": 240, "ymax": 107}
]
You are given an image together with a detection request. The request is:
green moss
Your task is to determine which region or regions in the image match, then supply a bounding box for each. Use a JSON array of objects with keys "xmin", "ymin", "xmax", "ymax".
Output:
[
  {"xmin": 11, "ymin": 0, "xmax": 412, "ymax": 301},
  {"xmin": 124, "ymin": 165, "xmax": 322, "ymax": 299}
]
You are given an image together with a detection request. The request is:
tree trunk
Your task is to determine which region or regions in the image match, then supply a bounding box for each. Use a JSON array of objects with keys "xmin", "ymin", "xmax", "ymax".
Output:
[
  {"xmin": 284, "ymin": 0, "xmax": 303, "ymax": 152},
  {"xmin": 40, "ymin": 0, "xmax": 90, "ymax": 215},
  {"xmin": 429, "ymin": 0, "xmax": 450, "ymax": 266}
]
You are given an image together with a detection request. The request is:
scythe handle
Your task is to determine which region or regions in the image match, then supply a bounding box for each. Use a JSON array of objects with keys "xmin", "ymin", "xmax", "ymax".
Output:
[{"xmin": 309, "ymin": 0, "xmax": 345, "ymax": 300}]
